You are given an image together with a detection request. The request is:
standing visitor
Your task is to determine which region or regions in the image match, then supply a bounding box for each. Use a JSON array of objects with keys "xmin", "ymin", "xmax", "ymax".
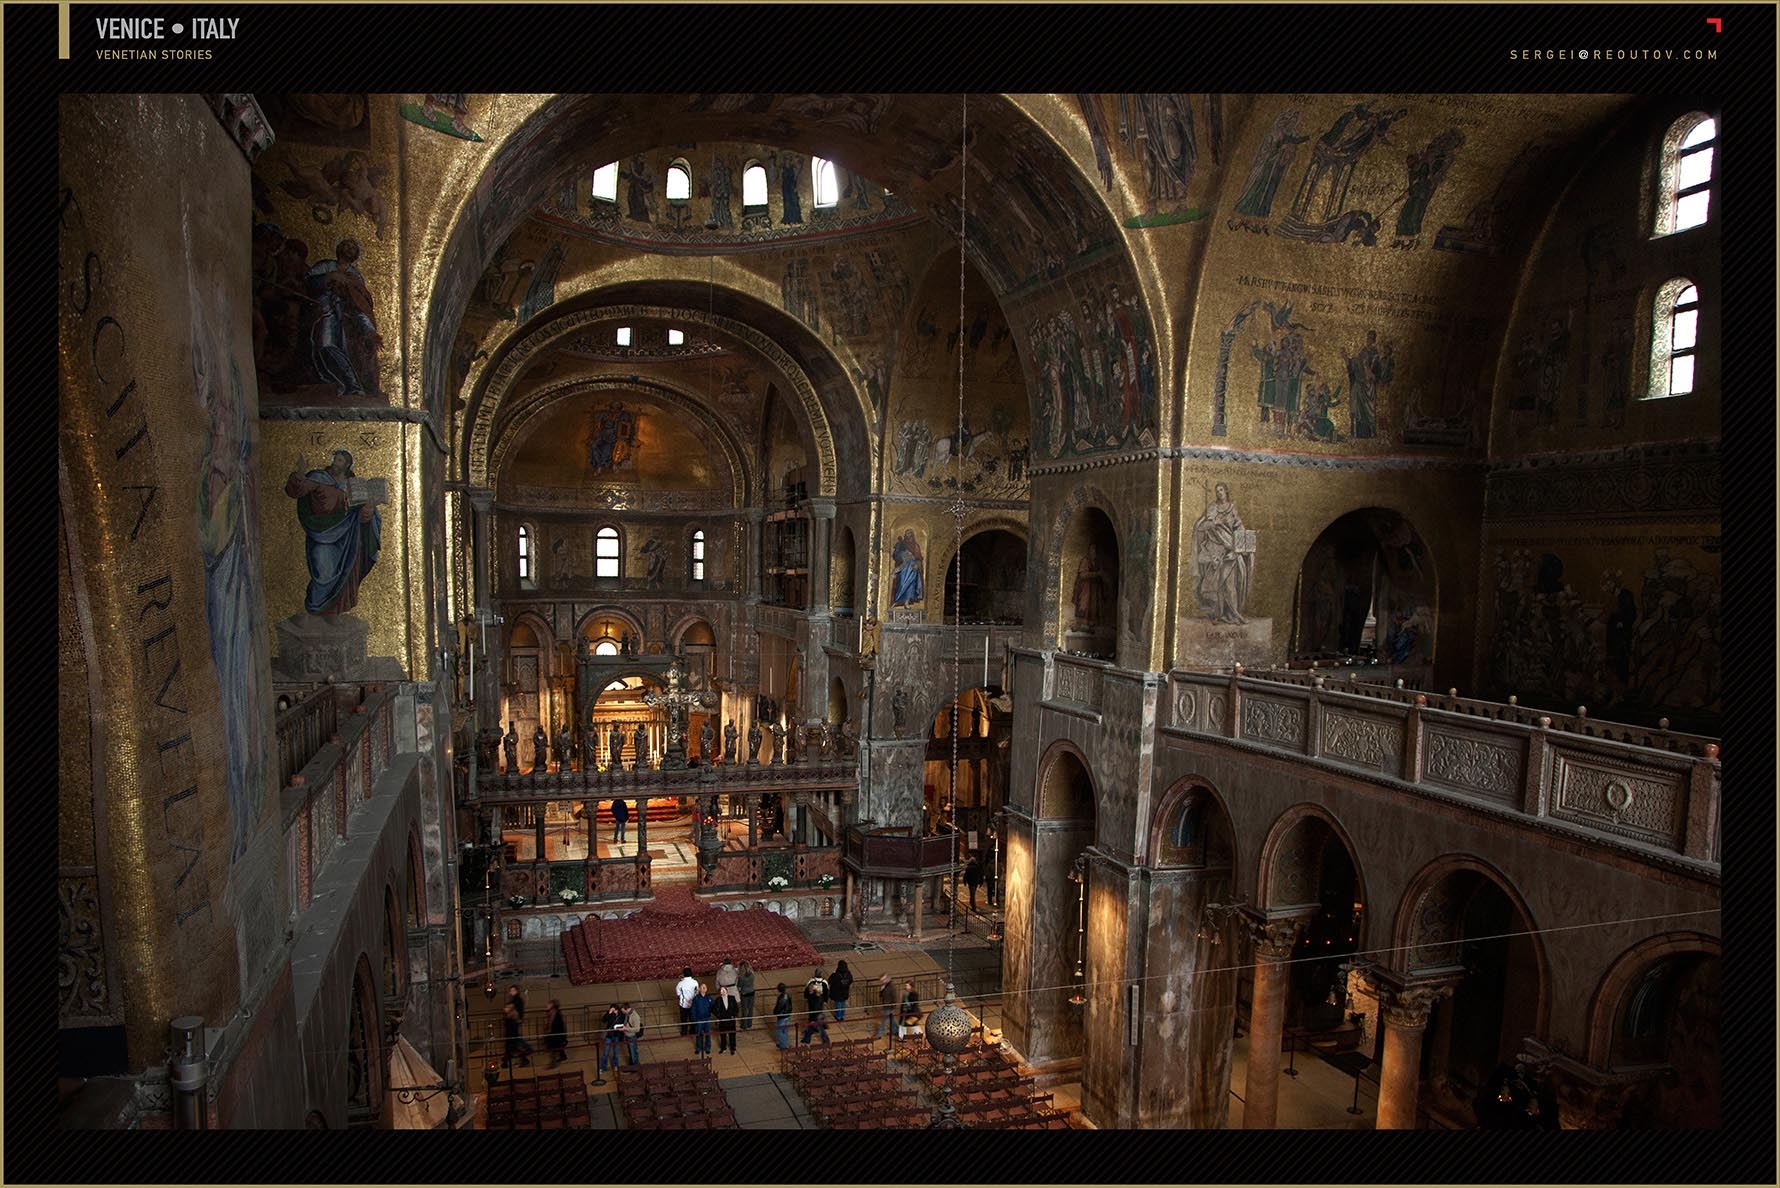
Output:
[
  {"xmin": 543, "ymin": 999, "xmax": 568, "ymax": 1067},
  {"xmin": 713, "ymin": 985, "xmax": 740, "ymax": 1054},
  {"xmin": 600, "ymin": 1002, "xmax": 624, "ymax": 1077},
  {"xmin": 502, "ymin": 1000, "xmax": 532, "ymax": 1068},
  {"xmin": 689, "ymin": 982, "xmax": 714, "ymax": 1056},
  {"xmin": 621, "ymin": 1001, "xmax": 643, "ymax": 1066},
  {"xmin": 874, "ymin": 973, "xmax": 898, "ymax": 1040},
  {"xmin": 675, "ymin": 966, "xmax": 698, "ymax": 1035},
  {"xmin": 737, "ymin": 961, "xmax": 757, "ymax": 1030},
  {"xmin": 829, "ymin": 960, "xmax": 855, "ymax": 1022},
  {"xmin": 773, "ymin": 983, "xmax": 794, "ymax": 1050},
  {"xmin": 965, "ymin": 855, "xmax": 984, "ymax": 909},
  {"xmin": 611, "ymin": 797, "xmax": 631, "ymax": 843},
  {"xmin": 716, "ymin": 957, "xmax": 739, "ymax": 996},
  {"xmin": 801, "ymin": 968, "xmax": 831, "ymax": 1044}
]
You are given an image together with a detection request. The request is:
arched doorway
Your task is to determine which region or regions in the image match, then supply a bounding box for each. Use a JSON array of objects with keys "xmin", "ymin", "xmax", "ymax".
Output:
[
  {"xmin": 1027, "ymin": 746, "xmax": 1097, "ymax": 1063},
  {"xmin": 1292, "ymin": 508, "xmax": 1435, "ymax": 669},
  {"xmin": 1592, "ymin": 935, "xmax": 1721, "ymax": 1127},
  {"xmin": 672, "ymin": 615, "xmax": 718, "ymax": 688},
  {"xmin": 345, "ymin": 953, "xmax": 383, "ymax": 1127},
  {"xmin": 1058, "ymin": 509, "xmax": 1118, "ymax": 657},
  {"xmin": 943, "ymin": 529, "xmax": 1028, "ymax": 624},
  {"xmin": 923, "ymin": 688, "xmax": 1011, "ymax": 842},
  {"xmin": 1260, "ymin": 810, "xmax": 1368, "ymax": 1034},
  {"xmin": 1395, "ymin": 862, "xmax": 1547, "ymax": 1125}
]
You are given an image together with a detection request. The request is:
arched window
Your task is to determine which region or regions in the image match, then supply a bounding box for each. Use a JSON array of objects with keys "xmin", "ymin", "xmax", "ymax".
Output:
[
  {"xmin": 1648, "ymin": 279, "xmax": 1701, "ymax": 399},
  {"xmin": 742, "ymin": 162, "xmax": 768, "ymax": 208},
  {"xmin": 592, "ymin": 161, "xmax": 618, "ymax": 203},
  {"xmin": 517, "ymin": 524, "xmax": 532, "ymax": 583},
  {"xmin": 593, "ymin": 637, "xmax": 619, "ymax": 657},
  {"xmin": 666, "ymin": 160, "xmax": 692, "ymax": 202},
  {"xmin": 690, "ymin": 529, "xmax": 706, "ymax": 582},
  {"xmin": 667, "ymin": 328, "xmax": 685, "ymax": 346},
  {"xmin": 1654, "ymin": 114, "xmax": 1716, "ymax": 236},
  {"xmin": 812, "ymin": 157, "xmax": 840, "ymax": 208},
  {"xmin": 615, "ymin": 326, "xmax": 631, "ymax": 347},
  {"xmin": 595, "ymin": 526, "xmax": 621, "ymax": 578}
]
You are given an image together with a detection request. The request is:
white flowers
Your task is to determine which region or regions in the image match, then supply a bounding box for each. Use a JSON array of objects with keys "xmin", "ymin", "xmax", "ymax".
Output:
[
  {"xmin": 766, "ymin": 875, "xmax": 790, "ymax": 890},
  {"xmin": 559, "ymin": 888, "xmax": 581, "ymax": 903}
]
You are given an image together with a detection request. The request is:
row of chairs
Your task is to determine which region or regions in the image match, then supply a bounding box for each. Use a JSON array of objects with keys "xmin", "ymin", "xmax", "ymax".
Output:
[
  {"xmin": 485, "ymin": 1071, "xmax": 592, "ymax": 1129},
  {"xmin": 826, "ymin": 1107, "xmax": 933, "ymax": 1129},
  {"xmin": 782, "ymin": 1039, "xmax": 925, "ymax": 1130},
  {"xmin": 616, "ymin": 1059, "xmax": 737, "ymax": 1130}
]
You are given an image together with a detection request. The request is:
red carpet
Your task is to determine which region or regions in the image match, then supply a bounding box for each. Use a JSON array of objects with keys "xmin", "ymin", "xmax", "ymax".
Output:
[{"xmin": 562, "ymin": 887, "xmax": 819, "ymax": 985}]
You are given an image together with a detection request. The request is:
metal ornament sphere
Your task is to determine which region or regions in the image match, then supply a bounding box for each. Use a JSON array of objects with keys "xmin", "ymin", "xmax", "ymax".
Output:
[{"xmin": 925, "ymin": 984, "xmax": 974, "ymax": 1054}]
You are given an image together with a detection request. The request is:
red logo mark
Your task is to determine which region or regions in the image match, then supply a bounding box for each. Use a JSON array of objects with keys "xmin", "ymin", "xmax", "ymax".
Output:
[{"xmin": 1705, "ymin": 17, "xmax": 1722, "ymax": 32}]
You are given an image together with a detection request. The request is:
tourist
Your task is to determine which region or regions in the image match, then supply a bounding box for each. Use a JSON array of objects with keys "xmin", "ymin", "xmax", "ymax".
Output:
[
  {"xmin": 900, "ymin": 982, "xmax": 922, "ymax": 1031},
  {"xmin": 600, "ymin": 1002, "xmax": 624, "ymax": 1075},
  {"xmin": 772, "ymin": 983, "xmax": 794, "ymax": 1050},
  {"xmin": 801, "ymin": 968, "xmax": 831, "ymax": 1044},
  {"xmin": 714, "ymin": 985, "xmax": 740, "ymax": 1054},
  {"xmin": 874, "ymin": 973, "xmax": 898, "ymax": 1040},
  {"xmin": 829, "ymin": 959, "xmax": 855, "ymax": 1021},
  {"xmin": 621, "ymin": 1001, "xmax": 643, "ymax": 1065},
  {"xmin": 716, "ymin": 957, "xmax": 739, "ymax": 995},
  {"xmin": 501, "ymin": 1000, "xmax": 532, "ymax": 1068},
  {"xmin": 506, "ymin": 983, "xmax": 527, "ymax": 1023},
  {"xmin": 611, "ymin": 797, "xmax": 630, "ymax": 843},
  {"xmin": 689, "ymin": 982, "xmax": 714, "ymax": 1056},
  {"xmin": 965, "ymin": 854, "xmax": 984, "ymax": 909},
  {"xmin": 675, "ymin": 966, "xmax": 698, "ymax": 1035},
  {"xmin": 737, "ymin": 960, "xmax": 757, "ymax": 1029},
  {"xmin": 543, "ymin": 998, "xmax": 568, "ymax": 1067}
]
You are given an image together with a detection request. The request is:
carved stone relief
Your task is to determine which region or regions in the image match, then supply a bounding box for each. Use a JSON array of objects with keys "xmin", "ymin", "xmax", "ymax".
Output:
[
  {"xmin": 1241, "ymin": 696, "xmax": 1305, "ymax": 748},
  {"xmin": 1423, "ymin": 730, "xmax": 1522, "ymax": 803},
  {"xmin": 1321, "ymin": 710, "xmax": 1402, "ymax": 773},
  {"xmin": 58, "ymin": 875, "xmax": 111, "ymax": 1021},
  {"xmin": 1550, "ymin": 755, "xmax": 1684, "ymax": 849}
]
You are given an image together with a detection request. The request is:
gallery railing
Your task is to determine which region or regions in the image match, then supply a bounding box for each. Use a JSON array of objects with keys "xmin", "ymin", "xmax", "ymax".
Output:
[
  {"xmin": 280, "ymin": 687, "xmax": 399, "ymax": 911},
  {"xmin": 274, "ymin": 683, "xmax": 341, "ymax": 790},
  {"xmin": 842, "ymin": 827, "xmax": 964, "ymax": 879},
  {"xmin": 1166, "ymin": 668, "xmax": 1720, "ymax": 866}
]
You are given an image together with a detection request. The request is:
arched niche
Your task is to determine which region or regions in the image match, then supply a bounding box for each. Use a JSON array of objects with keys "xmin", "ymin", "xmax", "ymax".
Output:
[
  {"xmin": 1292, "ymin": 507, "xmax": 1436, "ymax": 665},
  {"xmin": 1058, "ymin": 508, "xmax": 1119, "ymax": 658},
  {"xmin": 1259, "ymin": 806, "xmax": 1369, "ymax": 1030},
  {"xmin": 943, "ymin": 529, "xmax": 1028, "ymax": 625},
  {"xmin": 1394, "ymin": 859, "xmax": 1548, "ymax": 1103},
  {"xmin": 830, "ymin": 526, "xmax": 857, "ymax": 616},
  {"xmin": 827, "ymin": 677, "xmax": 848, "ymax": 725}
]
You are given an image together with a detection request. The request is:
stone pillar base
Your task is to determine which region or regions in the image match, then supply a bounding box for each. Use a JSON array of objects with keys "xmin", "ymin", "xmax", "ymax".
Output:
[{"xmin": 272, "ymin": 612, "xmax": 404, "ymax": 682}]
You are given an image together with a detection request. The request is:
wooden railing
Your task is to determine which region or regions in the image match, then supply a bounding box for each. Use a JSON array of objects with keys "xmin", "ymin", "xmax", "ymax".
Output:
[
  {"xmin": 842, "ymin": 828, "xmax": 964, "ymax": 878},
  {"xmin": 1166, "ymin": 668, "xmax": 1720, "ymax": 866},
  {"xmin": 280, "ymin": 687, "xmax": 399, "ymax": 911}
]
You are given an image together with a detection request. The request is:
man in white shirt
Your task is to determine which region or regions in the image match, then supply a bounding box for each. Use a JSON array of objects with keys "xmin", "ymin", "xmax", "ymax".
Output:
[{"xmin": 675, "ymin": 966, "xmax": 698, "ymax": 1036}]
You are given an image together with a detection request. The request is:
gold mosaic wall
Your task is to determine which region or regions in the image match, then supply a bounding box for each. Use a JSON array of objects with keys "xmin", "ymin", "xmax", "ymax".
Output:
[{"xmin": 59, "ymin": 94, "xmax": 253, "ymax": 1063}]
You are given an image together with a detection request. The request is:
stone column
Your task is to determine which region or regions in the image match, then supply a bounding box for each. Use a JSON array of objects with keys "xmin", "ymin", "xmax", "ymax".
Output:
[
  {"xmin": 1242, "ymin": 916, "xmax": 1306, "ymax": 1129},
  {"xmin": 745, "ymin": 509, "xmax": 764, "ymax": 604},
  {"xmin": 1375, "ymin": 983, "xmax": 1451, "ymax": 1130},
  {"xmin": 807, "ymin": 498, "xmax": 835, "ymax": 616},
  {"xmin": 634, "ymin": 793, "xmax": 648, "ymax": 853},
  {"xmin": 467, "ymin": 488, "xmax": 499, "ymax": 729}
]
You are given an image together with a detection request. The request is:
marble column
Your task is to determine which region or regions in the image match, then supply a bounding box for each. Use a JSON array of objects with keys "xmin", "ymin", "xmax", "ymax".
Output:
[
  {"xmin": 1242, "ymin": 915, "xmax": 1307, "ymax": 1129},
  {"xmin": 807, "ymin": 498, "xmax": 835, "ymax": 616},
  {"xmin": 467, "ymin": 488, "xmax": 500, "ymax": 729},
  {"xmin": 1375, "ymin": 983, "xmax": 1451, "ymax": 1130},
  {"xmin": 745, "ymin": 509, "xmax": 764, "ymax": 604}
]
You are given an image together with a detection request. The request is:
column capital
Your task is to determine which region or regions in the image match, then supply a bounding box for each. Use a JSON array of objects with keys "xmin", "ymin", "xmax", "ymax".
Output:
[
  {"xmin": 806, "ymin": 497, "xmax": 837, "ymax": 520},
  {"xmin": 466, "ymin": 487, "xmax": 495, "ymax": 513},
  {"xmin": 1376, "ymin": 981, "xmax": 1454, "ymax": 1031},
  {"xmin": 1242, "ymin": 913, "xmax": 1306, "ymax": 961}
]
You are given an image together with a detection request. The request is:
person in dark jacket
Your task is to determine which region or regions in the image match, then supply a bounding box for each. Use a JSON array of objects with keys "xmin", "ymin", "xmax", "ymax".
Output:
[
  {"xmin": 501, "ymin": 1000, "xmax": 532, "ymax": 1067},
  {"xmin": 829, "ymin": 960, "xmax": 855, "ymax": 1021},
  {"xmin": 874, "ymin": 973, "xmax": 899, "ymax": 1040},
  {"xmin": 599, "ymin": 1002, "xmax": 624, "ymax": 1076},
  {"xmin": 689, "ymin": 982, "xmax": 714, "ymax": 1056},
  {"xmin": 801, "ymin": 968, "xmax": 831, "ymax": 1044},
  {"xmin": 772, "ymin": 983, "xmax": 794, "ymax": 1050},
  {"xmin": 544, "ymin": 998, "xmax": 569, "ymax": 1067},
  {"xmin": 737, "ymin": 961, "xmax": 757, "ymax": 1030},
  {"xmin": 611, "ymin": 797, "xmax": 631, "ymax": 843},
  {"xmin": 964, "ymin": 855, "xmax": 984, "ymax": 909},
  {"xmin": 713, "ymin": 985, "xmax": 741, "ymax": 1054}
]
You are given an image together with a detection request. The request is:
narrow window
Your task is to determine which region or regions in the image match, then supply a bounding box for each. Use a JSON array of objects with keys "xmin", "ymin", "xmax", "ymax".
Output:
[
  {"xmin": 615, "ymin": 326, "xmax": 631, "ymax": 347},
  {"xmin": 666, "ymin": 161, "xmax": 691, "ymax": 202},
  {"xmin": 592, "ymin": 161, "xmax": 618, "ymax": 203},
  {"xmin": 690, "ymin": 530, "xmax": 706, "ymax": 581},
  {"xmin": 1654, "ymin": 114, "xmax": 1716, "ymax": 236},
  {"xmin": 596, "ymin": 526, "xmax": 621, "ymax": 578},
  {"xmin": 668, "ymin": 328, "xmax": 685, "ymax": 346},
  {"xmin": 517, "ymin": 524, "xmax": 531, "ymax": 581},
  {"xmin": 742, "ymin": 163, "xmax": 768, "ymax": 208},
  {"xmin": 1648, "ymin": 279, "xmax": 1702, "ymax": 399},
  {"xmin": 812, "ymin": 157, "xmax": 840, "ymax": 208}
]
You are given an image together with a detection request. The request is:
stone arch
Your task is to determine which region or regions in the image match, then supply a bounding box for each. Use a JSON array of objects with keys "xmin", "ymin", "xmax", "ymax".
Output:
[
  {"xmin": 1586, "ymin": 930, "xmax": 1721, "ymax": 1066},
  {"xmin": 1038, "ymin": 485, "xmax": 1121, "ymax": 652},
  {"xmin": 1257, "ymin": 803, "xmax": 1370, "ymax": 929},
  {"xmin": 827, "ymin": 676, "xmax": 849, "ymax": 725},
  {"xmin": 1146, "ymin": 777, "xmax": 1236, "ymax": 873},
  {"xmin": 933, "ymin": 517, "xmax": 1030, "ymax": 625},
  {"xmin": 667, "ymin": 612, "xmax": 719, "ymax": 652},
  {"xmin": 382, "ymin": 881, "xmax": 406, "ymax": 1000},
  {"xmin": 1035, "ymin": 739, "xmax": 1098, "ymax": 827},
  {"xmin": 507, "ymin": 608, "xmax": 556, "ymax": 656},
  {"xmin": 467, "ymin": 297, "xmax": 842, "ymax": 495},
  {"xmin": 1290, "ymin": 506, "xmax": 1438, "ymax": 664},
  {"xmin": 488, "ymin": 373, "xmax": 754, "ymax": 508},
  {"xmin": 575, "ymin": 606, "xmax": 645, "ymax": 650},
  {"xmin": 346, "ymin": 952, "xmax": 383, "ymax": 1120},
  {"xmin": 404, "ymin": 826, "xmax": 426, "ymax": 928}
]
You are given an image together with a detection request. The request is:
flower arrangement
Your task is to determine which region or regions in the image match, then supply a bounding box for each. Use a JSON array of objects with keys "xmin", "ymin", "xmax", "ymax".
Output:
[
  {"xmin": 558, "ymin": 888, "xmax": 581, "ymax": 904},
  {"xmin": 766, "ymin": 875, "xmax": 790, "ymax": 890},
  {"xmin": 508, "ymin": 894, "xmax": 529, "ymax": 909},
  {"xmin": 816, "ymin": 874, "xmax": 836, "ymax": 890}
]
